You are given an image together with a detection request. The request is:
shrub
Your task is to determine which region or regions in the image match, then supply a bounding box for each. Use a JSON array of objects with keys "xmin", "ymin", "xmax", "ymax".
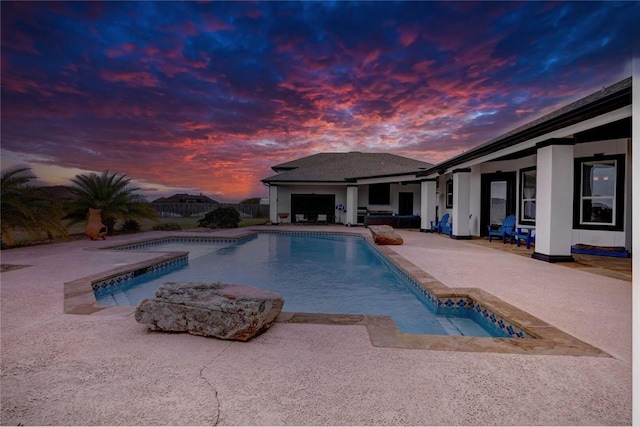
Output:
[
  {"xmin": 120, "ymin": 219, "xmax": 141, "ymax": 234},
  {"xmin": 152, "ymin": 222, "xmax": 182, "ymax": 231},
  {"xmin": 198, "ymin": 206, "xmax": 240, "ymax": 229}
]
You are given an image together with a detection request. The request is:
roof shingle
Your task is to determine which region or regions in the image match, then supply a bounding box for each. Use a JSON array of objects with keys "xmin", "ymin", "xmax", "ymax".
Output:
[{"xmin": 262, "ymin": 152, "xmax": 433, "ymax": 183}]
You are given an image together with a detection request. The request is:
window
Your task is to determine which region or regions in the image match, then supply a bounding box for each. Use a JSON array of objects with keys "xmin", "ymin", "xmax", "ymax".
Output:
[
  {"xmin": 445, "ymin": 180, "xmax": 453, "ymax": 208},
  {"xmin": 580, "ymin": 160, "xmax": 615, "ymax": 224},
  {"xmin": 369, "ymin": 183, "xmax": 390, "ymax": 205},
  {"xmin": 519, "ymin": 167, "xmax": 536, "ymax": 224},
  {"xmin": 573, "ymin": 154, "xmax": 625, "ymax": 231}
]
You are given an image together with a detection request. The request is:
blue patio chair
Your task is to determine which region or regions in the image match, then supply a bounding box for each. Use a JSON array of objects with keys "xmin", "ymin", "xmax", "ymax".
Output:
[
  {"xmin": 510, "ymin": 227, "xmax": 535, "ymax": 249},
  {"xmin": 440, "ymin": 220, "xmax": 452, "ymax": 236},
  {"xmin": 430, "ymin": 213, "xmax": 451, "ymax": 234},
  {"xmin": 487, "ymin": 214, "xmax": 516, "ymax": 243}
]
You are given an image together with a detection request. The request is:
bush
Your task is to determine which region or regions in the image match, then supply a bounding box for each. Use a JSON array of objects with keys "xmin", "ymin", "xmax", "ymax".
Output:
[
  {"xmin": 198, "ymin": 206, "xmax": 240, "ymax": 229},
  {"xmin": 120, "ymin": 219, "xmax": 141, "ymax": 234},
  {"xmin": 152, "ymin": 222, "xmax": 182, "ymax": 231}
]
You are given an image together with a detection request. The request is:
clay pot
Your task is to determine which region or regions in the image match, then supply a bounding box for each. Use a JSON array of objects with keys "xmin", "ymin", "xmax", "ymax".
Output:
[{"xmin": 85, "ymin": 208, "xmax": 108, "ymax": 240}]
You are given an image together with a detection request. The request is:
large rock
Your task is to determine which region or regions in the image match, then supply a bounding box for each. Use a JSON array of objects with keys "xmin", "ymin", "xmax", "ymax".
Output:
[
  {"xmin": 135, "ymin": 282, "xmax": 284, "ymax": 341},
  {"xmin": 369, "ymin": 225, "xmax": 403, "ymax": 245}
]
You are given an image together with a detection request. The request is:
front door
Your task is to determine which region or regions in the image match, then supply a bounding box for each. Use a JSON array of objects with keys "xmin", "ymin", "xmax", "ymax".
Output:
[
  {"xmin": 398, "ymin": 192, "xmax": 413, "ymax": 216},
  {"xmin": 480, "ymin": 172, "xmax": 516, "ymax": 236}
]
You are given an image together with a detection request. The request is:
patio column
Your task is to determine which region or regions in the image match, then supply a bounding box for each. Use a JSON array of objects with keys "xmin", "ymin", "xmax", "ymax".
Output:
[
  {"xmin": 452, "ymin": 168, "xmax": 471, "ymax": 239},
  {"xmin": 345, "ymin": 185, "xmax": 358, "ymax": 226},
  {"xmin": 533, "ymin": 139, "xmax": 574, "ymax": 262},
  {"xmin": 420, "ymin": 179, "xmax": 437, "ymax": 232},
  {"xmin": 268, "ymin": 185, "xmax": 279, "ymax": 224}
]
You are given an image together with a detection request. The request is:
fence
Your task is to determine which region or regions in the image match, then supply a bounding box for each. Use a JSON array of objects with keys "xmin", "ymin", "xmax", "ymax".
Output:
[{"xmin": 152, "ymin": 203, "xmax": 269, "ymax": 219}]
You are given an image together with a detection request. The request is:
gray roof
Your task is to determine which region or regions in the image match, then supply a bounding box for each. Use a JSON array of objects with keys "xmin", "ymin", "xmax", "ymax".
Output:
[
  {"xmin": 152, "ymin": 193, "xmax": 219, "ymax": 204},
  {"xmin": 262, "ymin": 152, "xmax": 433, "ymax": 183}
]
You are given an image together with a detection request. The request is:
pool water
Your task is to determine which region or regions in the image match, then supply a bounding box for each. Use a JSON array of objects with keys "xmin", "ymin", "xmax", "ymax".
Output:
[{"xmin": 96, "ymin": 233, "xmax": 503, "ymax": 337}]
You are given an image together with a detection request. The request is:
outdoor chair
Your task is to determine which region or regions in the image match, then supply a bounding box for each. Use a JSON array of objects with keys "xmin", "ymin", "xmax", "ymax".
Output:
[
  {"xmin": 487, "ymin": 214, "xmax": 516, "ymax": 243},
  {"xmin": 441, "ymin": 219, "xmax": 453, "ymax": 236},
  {"xmin": 316, "ymin": 214, "xmax": 328, "ymax": 224},
  {"xmin": 295, "ymin": 214, "xmax": 308, "ymax": 224},
  {"xmin": 510, "ymin": 227, "xmax": 535, "ymax": 249},
  {"xmin": 430, "ymin": 213, "xmax": 451, "ymax": 235}
]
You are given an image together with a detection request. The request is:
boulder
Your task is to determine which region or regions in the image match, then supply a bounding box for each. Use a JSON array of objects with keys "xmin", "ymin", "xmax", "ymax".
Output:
[
  {"xmin": 369, "ymin": 225, "xmax": 403, "ymax": 245},
  {"xmin": 135, "ymin": 282, "xmax": 284, "ymax": 341}
]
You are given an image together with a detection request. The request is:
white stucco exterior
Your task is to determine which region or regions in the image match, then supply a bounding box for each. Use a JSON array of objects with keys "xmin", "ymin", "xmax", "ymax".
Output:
[
  {"xmin": 263, "ymin": 78, "xmax": 632, "ymax": 260},
  {"xmin": 266, "ymin": 181, "xmax": 423, "ymax": 225}
]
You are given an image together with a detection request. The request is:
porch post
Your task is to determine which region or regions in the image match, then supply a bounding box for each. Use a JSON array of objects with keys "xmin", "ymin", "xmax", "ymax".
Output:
[
  {"xmin": 345, "ymin": 185, "xmax": 358, "ymax": 226},
  {"xmin": 420, "ymin": 179, "xmax": 437, "ymax": 232},
  {"xmin": 532, "ymin": 139, "xmax": 574, "ymax": 262},
  {"xmin": 268, "ymin": 185, "xmax": 279, "ymax": 224},
  {"xmin": 452, "ymin": 168, "xmax": 471, "ymax": 239}
]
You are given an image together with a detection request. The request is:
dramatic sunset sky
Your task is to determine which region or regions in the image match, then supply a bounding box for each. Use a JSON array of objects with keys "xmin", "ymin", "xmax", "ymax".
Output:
[{"xmin": 1, "ymin": 1, "xmax": 636, "ymax": 202}]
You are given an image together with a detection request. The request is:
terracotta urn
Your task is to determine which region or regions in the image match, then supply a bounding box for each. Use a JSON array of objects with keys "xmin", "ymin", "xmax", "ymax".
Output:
[{"xmin": 85, "ymin": 208, "xmax": 108, "ymax": 240}]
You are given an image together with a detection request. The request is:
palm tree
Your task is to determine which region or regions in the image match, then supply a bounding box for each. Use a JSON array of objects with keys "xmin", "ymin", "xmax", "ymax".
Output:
[
  {"xmin": 1, "ymin": 168, "xmax": 69, "ymax": 246},
  {"xmin": 64, "ymin": 170, "xmax": 158, "ymax": 235}
]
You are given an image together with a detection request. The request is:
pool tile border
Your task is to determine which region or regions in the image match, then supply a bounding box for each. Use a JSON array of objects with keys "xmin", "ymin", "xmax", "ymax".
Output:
[{"xmin": 63, "ymin": 230, "xmax": 608, "ymax": 357}]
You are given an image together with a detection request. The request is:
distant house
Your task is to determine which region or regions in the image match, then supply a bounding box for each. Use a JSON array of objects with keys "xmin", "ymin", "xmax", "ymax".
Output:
[
  {"xmin": 151, "ymin": 193, "xmax": 219, "ymax": 217},
  {"xmin": 263, "ymin": 77, "xmax": 632, "ymax": 262},
  {"xmin": 261, "ymin": 152, "xmax": 433, "ymax": 225},
  {"xmin": 152, "ymin": 193, "xmax": 219, "ymax": 204}
]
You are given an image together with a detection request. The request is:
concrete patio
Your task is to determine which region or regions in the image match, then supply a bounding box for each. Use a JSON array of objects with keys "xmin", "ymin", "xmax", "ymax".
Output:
[{"xmin": 0, "ymin": 226, "xmax": 632, "ymax": 425}]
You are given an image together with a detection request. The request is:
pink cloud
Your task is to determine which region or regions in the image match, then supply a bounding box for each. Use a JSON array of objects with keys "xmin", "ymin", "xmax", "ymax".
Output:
[
  {"xmin": 1, "ymin": 31, "xmax": 39, "ymax": 55},
  {"xmin": 105, "ymin": 43, "xmax": 137, "ymax": 58},
  {"xmin": 99, "ymin": 70, "xmax": 159, "ymax": 87},
  {"xmin": 397, "ymin": 27, "xmax": 419, "ymax": 47}
]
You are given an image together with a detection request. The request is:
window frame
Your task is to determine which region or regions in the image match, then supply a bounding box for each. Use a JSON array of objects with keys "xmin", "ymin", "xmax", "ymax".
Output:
[
  {"xmin": 445, "ymin": 179, "xmax": 453, "ymax": 208},
  {"xmin": 572, "ymin": 154, "xmax": 625, "ymax": 231},
  {"xmin": 519, "ymin": 166, "xmax": 536, "ymax": 226}
]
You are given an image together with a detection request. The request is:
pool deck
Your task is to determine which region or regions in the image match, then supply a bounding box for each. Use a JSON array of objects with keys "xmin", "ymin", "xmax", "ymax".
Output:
[{"xmin": 0, "ymin": 226, "xmax": 633, "ymax": 425}]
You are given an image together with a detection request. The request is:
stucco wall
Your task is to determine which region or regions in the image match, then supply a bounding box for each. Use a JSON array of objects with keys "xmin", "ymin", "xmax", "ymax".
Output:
[
  {"xmin": 356, "ymin": 183, "xmax": 421, "ymax": 214},
  {"xmin": 433, "ymin": 137, "xmax": 631, "ymax": 249},
  {"xmin": 269, "ymin": 182, "xmax": 423, "ymax": 222},
  {"xmin": 570, "ymin": 138, "xmax": 630, "ymax": 249}
]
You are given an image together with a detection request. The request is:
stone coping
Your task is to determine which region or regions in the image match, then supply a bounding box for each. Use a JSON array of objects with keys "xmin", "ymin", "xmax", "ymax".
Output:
[{"xmin": 63, "ymin": 230, "xmax": 608, "ymax": 357}]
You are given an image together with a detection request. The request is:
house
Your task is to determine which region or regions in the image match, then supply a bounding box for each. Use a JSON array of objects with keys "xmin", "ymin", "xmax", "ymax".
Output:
[
  {"xmin": 415, "ymin": 77, "xmax": 632, "ymax": 262},
  {"xmin": 151, "ymin": 193, "xmax": 219, "ymax": 204},
  {"xmin": 151, "ymin": 193, "xmax": 219, "ymax": 218},
  {"xmin": 261, "ymin": 152, "xmax": 433, "ymax": 225},
  {"xmin": 262, "ymin": 76, "xmax": 632, "ymax": 262}
]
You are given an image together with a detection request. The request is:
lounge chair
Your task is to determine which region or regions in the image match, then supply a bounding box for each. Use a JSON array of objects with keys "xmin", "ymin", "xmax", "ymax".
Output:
[
  {"xmin": 316, "ymin": 214, "xmax": 328, "ymax": 224},
  {"xmin": 487, "ymin": 214, "xmax": 516, "ymax": 243},
  {"xmin": 295, "ymin": 214, "xmax": 308, "ymax": 224},
  {"xmin": 430, "ymin": 213, "xmax": 451, "ymax": 234}
]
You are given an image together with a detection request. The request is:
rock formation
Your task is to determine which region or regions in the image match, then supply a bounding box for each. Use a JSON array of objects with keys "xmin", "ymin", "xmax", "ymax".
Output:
[
  {"xmin": 135, "ymin": 282, "xmax": 284, "ymax": 341},
  {"xmin": 368, "ymin": 225, "xmax": 403, "ymax": 245}
]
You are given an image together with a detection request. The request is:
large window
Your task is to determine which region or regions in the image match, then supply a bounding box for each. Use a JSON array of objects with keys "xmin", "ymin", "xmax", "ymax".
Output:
[
  {"xmin": 580, "ymin": 160, "xmax": 615, "ymax": 224},
  {"xmin": 369, "ymin": 183, "xmax": 390, "ymax": 205},
  {"xmin": 573, "ymin": 154, "xmax": 625, "ymax": 230},
  {"xmin": 519, "ymin": 167, "xmax": 536, "ymax": 225},
  {"xmin": 445, "ymin": 180, "xmax": 453, "ymax": 208}
]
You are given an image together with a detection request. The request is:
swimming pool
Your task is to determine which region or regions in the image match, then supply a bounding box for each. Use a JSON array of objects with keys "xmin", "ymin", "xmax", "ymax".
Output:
[{"xmin": 95, "ymin": 232, "xmax": 510, "ymax": 337}]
